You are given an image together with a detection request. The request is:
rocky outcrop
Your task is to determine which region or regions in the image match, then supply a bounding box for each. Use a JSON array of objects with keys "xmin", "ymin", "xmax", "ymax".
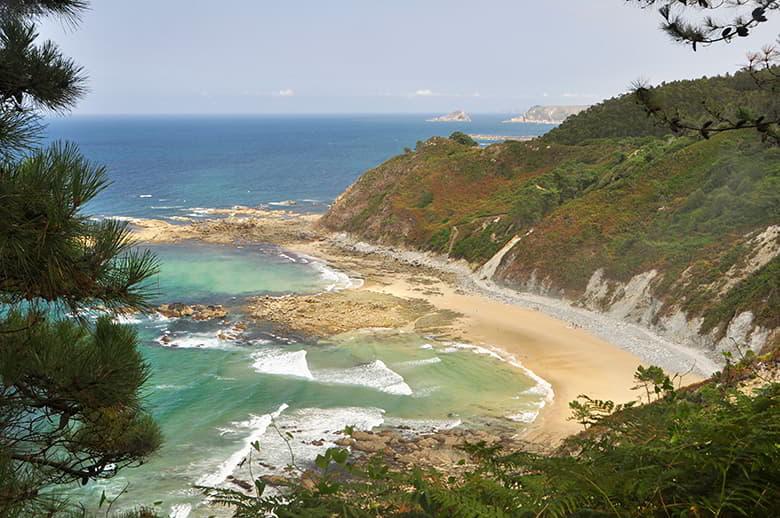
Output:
[
  {"xmin": 335, "ymin": 426, "xmax": 541, "ymax": 475},
  {"xmin": 575, "ymin": 267, "xmax": 774, "ymax": 357},
  {"xmin": 246, "ymin": 291, "xmax": 452, "ymax": 337},
  {"xmin": 490, "ymin": 223, "xmax": 780, "ymax": 359},
  {"xmin": 130, "ymin": 208, "xmax": 323, "ymax": 246},
  {"xmin": 157, "ymin": 303, "xmax": 229, "ymax": 320}
]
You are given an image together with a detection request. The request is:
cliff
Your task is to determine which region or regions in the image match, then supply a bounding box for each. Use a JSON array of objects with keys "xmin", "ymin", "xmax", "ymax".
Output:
[
  {"xmin": 321, "ymin": 72, "xmax": 779, "ymax": 358},
  {"xmin": 504, "ymin": 105, "xmax": 589, "ymax": 124}
]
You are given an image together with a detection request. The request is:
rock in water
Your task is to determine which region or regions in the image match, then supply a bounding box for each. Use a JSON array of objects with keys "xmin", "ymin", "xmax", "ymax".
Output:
[{"xmin": 427, "ymin": 110, "xmax": 471, "ymax": 122}]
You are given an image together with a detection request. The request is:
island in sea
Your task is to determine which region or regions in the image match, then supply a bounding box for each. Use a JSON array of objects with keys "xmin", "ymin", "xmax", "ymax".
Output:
[
  {"xmin": 426, "ymin": 109, "xmax": 471, "ymax": 122},
  {"xmin": 503, "ymin": 104, "xmax": 590, "ymax": 124}
]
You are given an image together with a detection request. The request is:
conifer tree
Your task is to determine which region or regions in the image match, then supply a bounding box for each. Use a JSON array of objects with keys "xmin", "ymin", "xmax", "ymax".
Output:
[
  {"xmin": 626, "ymin": 0, "xmax": 780, "ymax": 143},
  {"xmin": 0, "ymin": 1, "xmax": 162, "ymax": 515}
]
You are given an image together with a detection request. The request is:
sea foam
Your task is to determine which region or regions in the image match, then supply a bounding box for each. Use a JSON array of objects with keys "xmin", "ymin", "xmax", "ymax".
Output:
[
  {"xmin": 316, "ymin": 360, "xmax": 413, "ymax": 396},
  {"xmin": 309, "ymin": 260, "xmax": 361, "ymax": 291},
  {"xmin": 156, "ymin": 330, "xmax": 238, "ymax": 350},
  {"xmin": 196, "ymin": 403, "xmax": 288, "ymax": 487},
  {"xmin": 251, "ymin": 349, "xmax": 314, "ymax": 379},
  {"xmin": 233, "ymin": 406, "xmax": 384, "ymax": 480}
]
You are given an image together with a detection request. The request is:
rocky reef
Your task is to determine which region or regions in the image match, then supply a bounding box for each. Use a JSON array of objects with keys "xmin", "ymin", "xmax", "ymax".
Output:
[{"xmin": 246, "ymin": 290, "xmax": 454, "ymax": 338}]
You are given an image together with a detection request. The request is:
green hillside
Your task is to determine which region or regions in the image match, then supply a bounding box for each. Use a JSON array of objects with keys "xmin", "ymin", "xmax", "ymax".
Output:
[
  {"xmin": 543, "ymin": 69, "xmax": 779, "ymax": 144},
  {"xmin": 321, "ymin": 73, "xmax": 780, "ymax": 342}
]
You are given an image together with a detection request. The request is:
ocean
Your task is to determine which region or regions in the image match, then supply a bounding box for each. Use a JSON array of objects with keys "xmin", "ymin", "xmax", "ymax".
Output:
[{"xmin": 44, "ymin": 115, "xmax": 556, "ymax": 516}]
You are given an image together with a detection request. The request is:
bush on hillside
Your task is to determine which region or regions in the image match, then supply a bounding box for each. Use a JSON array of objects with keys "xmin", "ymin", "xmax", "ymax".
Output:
[{"xmin": 449, "ymin": 131, "xmax": 479, "ymax": 147}]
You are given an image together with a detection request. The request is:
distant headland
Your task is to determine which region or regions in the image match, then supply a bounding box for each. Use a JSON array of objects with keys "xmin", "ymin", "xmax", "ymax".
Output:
[{"xmin": 503, "ymin": 105, "xmax": 590, "ymax": 124}]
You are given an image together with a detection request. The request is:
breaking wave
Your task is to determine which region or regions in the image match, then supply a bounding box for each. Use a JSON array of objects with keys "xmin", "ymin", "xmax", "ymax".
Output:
[
  {"xmin": 251, "ymin": 349, "xmax": 314, "ymax": 379},
  {"xmin": 316, "ymin": 360, "xmax": 413, "ymax": 396},
  {"xmin": 309, "ymin": 260, "xmax": 362, "ymax": 291},
  {"xmin": 196, "ymin": 403, "xmax": 288, "ymax": 487}
]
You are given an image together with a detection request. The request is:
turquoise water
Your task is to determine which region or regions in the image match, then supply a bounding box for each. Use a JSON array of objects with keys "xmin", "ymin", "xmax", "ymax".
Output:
[
  {"xmin": 41, "ymin": 116, "xmax": 556, "ymax": 516},
  {"xmin": 70, "ymin": 243, "xmax": 547, "ymax": 517},
  {"xmin": 147, "ymin": 243, "xmax": 343, "ymax": 303}
]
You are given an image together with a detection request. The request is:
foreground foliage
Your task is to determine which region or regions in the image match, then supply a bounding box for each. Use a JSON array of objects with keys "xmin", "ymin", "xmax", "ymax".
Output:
[
  {"xmin": 0, "ymin": 1, "xmax": 162, "ymax": 515},
  {"xmin": 202, "ymin": 360, "xmax": 780, "ymax": 517}
]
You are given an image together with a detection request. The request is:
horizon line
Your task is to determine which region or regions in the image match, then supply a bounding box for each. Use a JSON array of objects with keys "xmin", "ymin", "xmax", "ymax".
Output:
[{"xmin": 49, "ymin": 111, "xmax": 536, "ymax": 117}]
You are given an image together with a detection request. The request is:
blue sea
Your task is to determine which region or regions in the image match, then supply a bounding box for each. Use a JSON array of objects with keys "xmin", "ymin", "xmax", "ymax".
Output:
[
  {"xmin": 45, "ymin": 114, "xmax": 553, "ymax": 219},
  {"xmin": 44, "ymin": 115, "xmax": 556, "ymax": 517}
]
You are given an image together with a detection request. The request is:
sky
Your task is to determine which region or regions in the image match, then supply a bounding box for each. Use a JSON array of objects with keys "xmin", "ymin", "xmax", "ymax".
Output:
[{"xmin": 38, "ymin": 0, "xmax": 780, "ymax": 114}]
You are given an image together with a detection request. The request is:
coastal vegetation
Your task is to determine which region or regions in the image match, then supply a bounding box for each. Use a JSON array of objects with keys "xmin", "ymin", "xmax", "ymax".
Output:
[
  {"xmin": 321, "ymin": 70, "xmax": 780, "ymax": 342},
  {"xmin": 0, "ymin": 1, "xmax": 161, "ymax": 515},
  {"xmin": 543, "ymin": 69, "xmax": 778, "ymax": 144}
]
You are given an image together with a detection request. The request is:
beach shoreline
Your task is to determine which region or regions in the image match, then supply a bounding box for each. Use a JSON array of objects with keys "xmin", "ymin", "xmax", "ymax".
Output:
[
  {"xmin": 129, "ymin": 210, "xmax": 709, "ymax": 443},
  {"xmin": 286, "ymin": 238, "xmax": 665, "ymax": 442}
]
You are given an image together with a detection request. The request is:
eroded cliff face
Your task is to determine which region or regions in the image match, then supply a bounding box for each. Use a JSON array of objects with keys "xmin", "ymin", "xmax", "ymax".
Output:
[{"xmin": 490, "ymin": 225, "xmax": 779, "ymax": 357}]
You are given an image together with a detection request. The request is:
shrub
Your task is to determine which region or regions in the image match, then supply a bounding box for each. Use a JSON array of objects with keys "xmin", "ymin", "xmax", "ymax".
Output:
[{"xmin": 449, "ymin": 131, "xmax": 478, "ymax": 147}]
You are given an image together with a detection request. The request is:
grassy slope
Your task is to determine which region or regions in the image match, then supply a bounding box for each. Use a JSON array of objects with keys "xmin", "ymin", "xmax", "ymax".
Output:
[{"xmin": 321, "ymin": 74, "xmax": 780, "ymax": 338}]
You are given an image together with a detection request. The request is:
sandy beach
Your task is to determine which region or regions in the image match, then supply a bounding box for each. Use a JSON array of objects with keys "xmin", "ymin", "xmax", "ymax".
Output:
[
  {"xmin": 289, "ymin": 239, "xmax": 661, "ymax": 441},
  {"xmin": 130, "ymin": 210, "xmax": 706, "ymax": 443}
]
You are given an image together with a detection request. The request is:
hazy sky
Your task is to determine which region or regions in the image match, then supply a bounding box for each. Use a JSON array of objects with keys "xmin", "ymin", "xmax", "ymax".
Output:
[{"xmin": 38, "ymin": 0, "xmax": 780, "ymax": 114}]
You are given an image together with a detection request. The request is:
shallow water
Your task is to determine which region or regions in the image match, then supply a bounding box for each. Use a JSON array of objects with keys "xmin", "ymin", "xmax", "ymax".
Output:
[
  {"xmin": 146, "ymin": 242, "xmax": 349, "ymax": 303},
  {"xmin": 42, "ymin": 116, "xmax": 556, "ymax": 516},
  {"xmin": 69, "ymin": 243, "xmax": 547, "ymax": 516}
]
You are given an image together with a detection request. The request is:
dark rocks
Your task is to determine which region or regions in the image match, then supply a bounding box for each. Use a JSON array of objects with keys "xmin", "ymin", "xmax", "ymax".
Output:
[
  {"xmin": 157, "ymin": 303, "xmax": 229, "ymax": 320},
  {"xmin": 226, "ymin": 475, "xmax": 253, "ymax": 491}
]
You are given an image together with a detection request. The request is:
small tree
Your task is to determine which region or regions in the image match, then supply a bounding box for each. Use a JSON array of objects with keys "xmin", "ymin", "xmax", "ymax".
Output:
[
  {"xmin": 449, "ymin": 131, "xmax": 478, "ymax": 147},
  {"xmin": 0, "ymin": 1, "xmax": 162, "ymax": 515}
]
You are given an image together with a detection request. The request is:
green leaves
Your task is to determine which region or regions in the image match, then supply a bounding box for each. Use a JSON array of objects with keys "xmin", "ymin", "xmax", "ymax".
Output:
[
  {"xmin": 633, "ymin": 365, "xmax": 675, "ymax": 402},
  {"xmin": 0, "ymin": 16, "xmax": 86, "ymax": 112},
  {"xmin": 254, "ymin": 479, "xmax": 266, "ymax": 497},
  {"xmin": 449, "ymin": 131, "xmax": 479, "ymax": 147},
  {"xmin": 0, "ymin": 2, "xmax": 164, "ymax": 515},
  {"xmin": 0, "ymin": 143, "xmax": 160, "ymax": 313},
  {"xmin": 314, "ymin": 447, "xmax": 350, "ymax": 471}
]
